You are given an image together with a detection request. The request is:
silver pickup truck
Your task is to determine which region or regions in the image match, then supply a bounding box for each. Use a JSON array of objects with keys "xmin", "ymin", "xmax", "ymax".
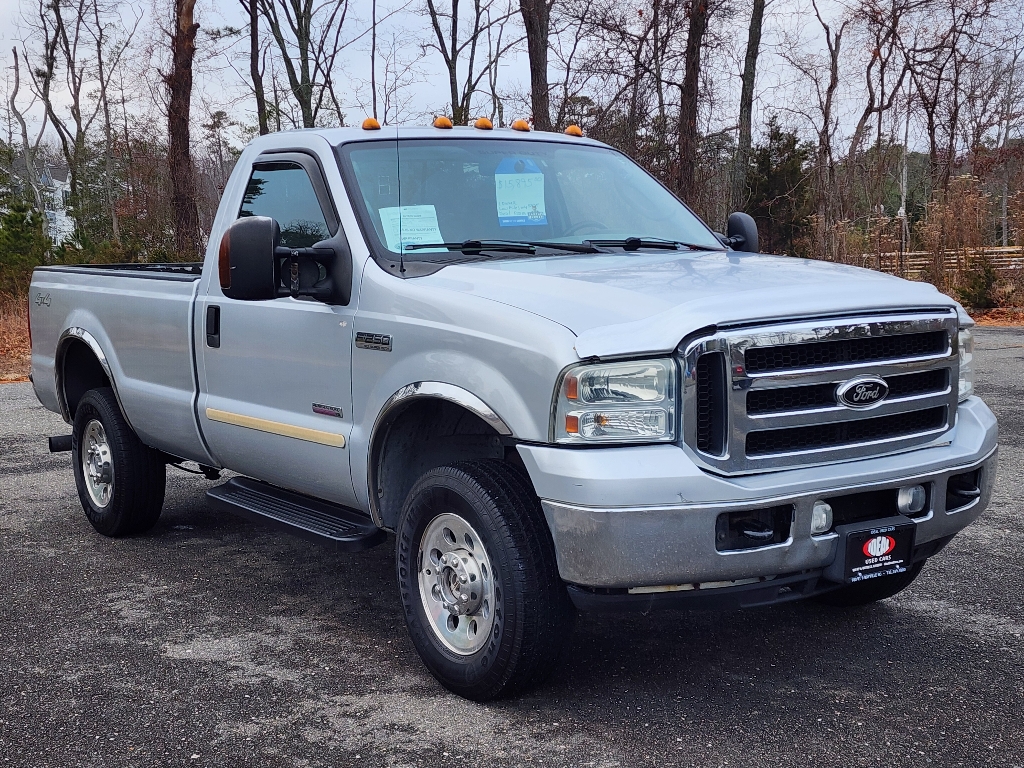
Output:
[{"xmin": 28, "ymin": 125, "xmax": 998, "ymax": 701}]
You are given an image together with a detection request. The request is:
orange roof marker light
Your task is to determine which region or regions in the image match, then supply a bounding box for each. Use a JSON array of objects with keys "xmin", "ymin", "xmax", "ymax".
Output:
[
  {"xmin": 474, "ymin": 117, "xmax": 493, "ymax": 130},
  {"xmin": 433, "ymin": 116, "xmax": 454, "ymax": 129},
  {"xmin": 510, "ymin": 119, "xmax": 531, "ymax": 132},
  {"xmin": 565, "ymin": 124, "xmax": 583, "ymax": 137},
  {"xmin": 361, "ymin": 117, "xmax": 381, "ymax": 130}
]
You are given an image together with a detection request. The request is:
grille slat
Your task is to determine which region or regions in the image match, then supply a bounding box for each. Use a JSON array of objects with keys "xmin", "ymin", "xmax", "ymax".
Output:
[
  {"xmin": 746, "ymin": 406, "xmax": 947, "ymax": 456},
  {"xmin": 746, "ymin": 368, "xmax": 950, "ymax": 415},
  {"xmin": 744, "ymin": 331, "xmax": 948, "ymax": 374}
]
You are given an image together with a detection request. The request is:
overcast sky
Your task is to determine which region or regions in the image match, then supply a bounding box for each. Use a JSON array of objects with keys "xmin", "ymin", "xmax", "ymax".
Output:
[{"xmin": 0, "ymin": 0, "xmax": 913, "ymax": 153}]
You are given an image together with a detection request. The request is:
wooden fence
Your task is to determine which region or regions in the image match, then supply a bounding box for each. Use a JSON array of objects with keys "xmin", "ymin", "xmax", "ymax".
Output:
[{"xmin": 848, "ymin": 246, "xmax": 1024, "ymax": 279}]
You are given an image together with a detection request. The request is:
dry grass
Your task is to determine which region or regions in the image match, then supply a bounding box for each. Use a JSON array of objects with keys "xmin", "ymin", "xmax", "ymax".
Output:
[
  {"xmin": 0, "ymin": 295, "xmax": 31, "ymax": 382},
  {"xmin": 971, "ymin": 307, "xmax": 1024, "ymax": 327}
]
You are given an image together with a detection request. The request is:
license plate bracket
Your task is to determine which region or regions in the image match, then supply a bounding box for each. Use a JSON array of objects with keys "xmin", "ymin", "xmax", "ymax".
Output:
[{"xmin": 823, "ymin": 516, "xmax": 917, "ymax": 584}]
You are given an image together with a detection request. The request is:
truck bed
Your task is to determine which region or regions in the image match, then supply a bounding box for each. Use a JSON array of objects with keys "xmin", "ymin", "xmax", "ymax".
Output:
[{"xmin": 29, "ymin": 263, "xmax": 212, "ymax": 465}]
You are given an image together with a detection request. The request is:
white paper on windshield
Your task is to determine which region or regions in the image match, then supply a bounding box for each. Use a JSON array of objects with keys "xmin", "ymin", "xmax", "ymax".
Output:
[
  {"xmin": 378, "ymin": 205, "xmax": 445, "ymax": 252},
  {"xmin": 495, "ymin": 158, "xmax": 547, "ymax": 227}
]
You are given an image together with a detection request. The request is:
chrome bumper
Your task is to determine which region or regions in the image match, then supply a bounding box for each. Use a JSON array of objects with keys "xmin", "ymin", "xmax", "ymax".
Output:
[{"xmin": 519, "ymin": 397, "xmax": 998, "ymax": 589}]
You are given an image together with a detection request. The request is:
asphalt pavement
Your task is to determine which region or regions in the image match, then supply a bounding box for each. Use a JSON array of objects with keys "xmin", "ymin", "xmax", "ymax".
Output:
[{"xmin": 1, "ymin": 328, "xmax": 1022, "ymax": 768}]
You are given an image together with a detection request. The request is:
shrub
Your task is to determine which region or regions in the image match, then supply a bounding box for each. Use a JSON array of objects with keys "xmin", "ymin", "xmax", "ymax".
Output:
[
  {"xmin": 957, "ymin": 256, "xmax": 999, "ymax": 309},
  {"xmin": 0, "ymin": 198, "xmax": 50, "ymax": 296}
]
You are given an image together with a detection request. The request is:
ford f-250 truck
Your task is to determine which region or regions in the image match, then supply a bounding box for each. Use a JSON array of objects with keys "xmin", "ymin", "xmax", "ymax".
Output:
[{"xmin": 28, "ymin": 123, "xmax": 998, "ymax": 701}]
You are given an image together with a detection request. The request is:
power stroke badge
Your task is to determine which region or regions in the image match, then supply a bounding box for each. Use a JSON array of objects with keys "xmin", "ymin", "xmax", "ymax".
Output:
[{"xmin": 836, "ymin": 375, "xmax": 889, "ymax": 409}]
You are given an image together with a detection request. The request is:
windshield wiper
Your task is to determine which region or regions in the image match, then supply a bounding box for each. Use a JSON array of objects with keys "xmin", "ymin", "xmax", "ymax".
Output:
[
  {"xmin": 587, "ymin": 237, "xmax": 720, "ymax": 252},
  {"xmin": 404, "ymin": 240, "xmax": 536, "ymax": 255},
  {"xmin": 404, "ymin": 239, "xmax": 605, "ymax": 256}
]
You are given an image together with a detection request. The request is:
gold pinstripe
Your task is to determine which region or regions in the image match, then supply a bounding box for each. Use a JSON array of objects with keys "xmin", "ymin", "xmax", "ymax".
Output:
[{"xmin": 205, "ymin": 408, "xmax": 346, "ymax": 448}]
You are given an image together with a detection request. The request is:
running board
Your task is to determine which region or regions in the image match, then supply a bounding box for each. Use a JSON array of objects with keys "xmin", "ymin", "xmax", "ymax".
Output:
[{"xmin": 206, "ymin": 477, "xmax": 386, "ymax": 551}]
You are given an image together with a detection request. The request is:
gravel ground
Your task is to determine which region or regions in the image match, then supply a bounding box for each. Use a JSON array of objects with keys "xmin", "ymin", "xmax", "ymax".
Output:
[{"xmin": 1, "ymin": 328, "xmax": 1021, "ymax": 768}]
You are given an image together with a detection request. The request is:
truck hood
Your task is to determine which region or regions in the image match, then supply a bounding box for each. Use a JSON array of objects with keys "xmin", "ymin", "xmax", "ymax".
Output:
[{"xmin": 419, "ymin": 250, "xmax": 955, "ymax": 358}]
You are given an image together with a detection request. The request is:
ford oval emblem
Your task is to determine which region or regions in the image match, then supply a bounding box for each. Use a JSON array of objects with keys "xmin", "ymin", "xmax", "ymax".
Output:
[{"xmin": 836, "ymin": 376, "xmax": 889, "ymax": 409}]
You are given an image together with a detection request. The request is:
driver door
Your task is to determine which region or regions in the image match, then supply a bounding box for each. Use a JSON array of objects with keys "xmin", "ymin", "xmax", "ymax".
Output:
[{"xmin": 196, "ymin": 151, "xmax": 358, "ymax": 508}]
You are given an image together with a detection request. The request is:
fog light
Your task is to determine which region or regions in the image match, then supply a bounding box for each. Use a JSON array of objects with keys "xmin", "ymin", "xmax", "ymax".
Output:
[
  {"xmin": 897, "ymin": 484, "xmax": 927, "ymax": 516},
  {"xmin": 810, "ymin": 500, "xmax": 833, "ymax": 534}
]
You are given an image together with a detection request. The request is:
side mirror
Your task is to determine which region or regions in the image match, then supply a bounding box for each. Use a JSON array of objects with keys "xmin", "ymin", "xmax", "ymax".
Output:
[
  {"xmin": 219, "ymin": 216, "xmax": 280, "ymax": 300},
  {"xmin": 725, "ymin": 211, "xmax": 759, "ymax": 253}
]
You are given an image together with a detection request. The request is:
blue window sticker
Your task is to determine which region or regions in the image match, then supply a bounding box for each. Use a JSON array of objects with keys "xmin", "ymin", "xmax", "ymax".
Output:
[{"xmin": 495, "ymin": 158, "xmax": 547, "ymax": 227}]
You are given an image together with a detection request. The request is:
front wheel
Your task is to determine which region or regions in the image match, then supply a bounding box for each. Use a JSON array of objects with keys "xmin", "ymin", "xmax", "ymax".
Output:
[
  {"xmin": 396, "ymin": 460, "xmax": 574, "ymax": 701},
  {"xmin": 815, "ymin": 561, "xmax": 926, "ymax": 607}
]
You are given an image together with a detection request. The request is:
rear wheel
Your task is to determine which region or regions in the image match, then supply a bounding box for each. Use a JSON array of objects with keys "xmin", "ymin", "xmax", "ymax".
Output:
[
  {"xmin": 396, "ymin": 460, "xmax": 574, "ymax": 701},
  {"xmin": 816, "ymin": 561, "xmax": 926, "ymax": 607},
  {"xmin": 72, "ymin": 388, "xmax": 166, "ymax": 537}
]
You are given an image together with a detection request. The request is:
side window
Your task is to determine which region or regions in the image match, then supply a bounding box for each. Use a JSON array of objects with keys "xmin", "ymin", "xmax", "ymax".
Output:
[{"xmin": 239, "ymin": 164, "xmax": 330, "ymax": 248}]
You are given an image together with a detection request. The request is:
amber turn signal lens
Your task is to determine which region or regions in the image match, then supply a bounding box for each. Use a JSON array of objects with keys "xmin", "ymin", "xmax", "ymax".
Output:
[
  {"xmin": 565, "ymin": 414, "xmax": 580, "ymax": 434},
  {"xmin": 474, "ymin": 117, "xmax": 493, "ymax": 130},
  {"xmin": 511, "ymin": 119, "xmax": 531, "ymax": 132},
  {"xmin": 433, "ymin": 116, "xmax": 454, "ymax": 129},
  {"xmin": 361, "ymin": 117, "xmax": 381, "ymax": 130},
  {"xmin": 218, "ymin": 231, "xmax": 231, "ymax": 290},
  {"xmin": 565, "ymin": 124, "xmax": 583, "ymax": 137},
  {"xmin": 565, "ymin": 375, "xmax": 579, "ymax": 401}
]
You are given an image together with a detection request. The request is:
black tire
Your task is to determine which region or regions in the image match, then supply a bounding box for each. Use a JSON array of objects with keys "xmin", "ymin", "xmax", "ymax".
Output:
[
  {"xmin": 815, "ymin": 561, "xmax": 926, "ymax": 607},
  {"xmin": 72, "ymin": 387, "xmax": 166, "ymax": 537},
  {"xmin": 396, "ymin": 460, "xmax": 574, "ymax": 701}
]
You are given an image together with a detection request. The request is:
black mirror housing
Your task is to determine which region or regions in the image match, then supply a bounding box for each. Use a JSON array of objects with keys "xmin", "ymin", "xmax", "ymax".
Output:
[
  {"xmin": 726, "ymin": 212, "xmax": 759, "ymax": 253},
  {"xmin": 219, "ymin": 216, "xmax": 280, "ymax": 300}
]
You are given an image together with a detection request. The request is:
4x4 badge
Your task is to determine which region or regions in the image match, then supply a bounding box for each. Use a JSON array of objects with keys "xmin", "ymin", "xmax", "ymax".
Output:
[{"xmin": 836, "ymin": 376, "xmax": 889, "ymax": 409}]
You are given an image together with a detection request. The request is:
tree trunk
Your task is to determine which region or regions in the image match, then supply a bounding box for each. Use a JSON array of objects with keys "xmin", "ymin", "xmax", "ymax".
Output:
[
  {"xmin": 677, "ymin": 0, "xmax": 709, "ymax": 203},
  {"xmin": 9, "ymin": 49, "xmax": 45, "ymax": 213},
  {"xmin": 93, "ymin": 2, "xmax": 121, "ymax": 244},
  {"xmin": 730, "ymin": 0, "xmax": 764, "ymax": 212},
  {"xmin": 166, "ymin": 0, "xmax": 201, "ymax": 259},
  {"xmin": 244, "ymin": 0, "xmax": 269, "ymax": 134},
  {"xmin": 519, "ymin": 0, "xmax": 551, "ymax": 130}
]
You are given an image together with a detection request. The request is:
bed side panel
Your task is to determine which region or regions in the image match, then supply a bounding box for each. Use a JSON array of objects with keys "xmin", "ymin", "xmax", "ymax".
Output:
[{"xmin": 29, "ymin": 269, "xmax": 212, "ymax": 464}]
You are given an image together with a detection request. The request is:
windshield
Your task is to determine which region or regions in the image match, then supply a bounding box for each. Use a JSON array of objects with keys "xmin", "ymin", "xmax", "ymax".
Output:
[{"xmin": 338, "ymin": 138, "xmax": 723, "ymax": 258}]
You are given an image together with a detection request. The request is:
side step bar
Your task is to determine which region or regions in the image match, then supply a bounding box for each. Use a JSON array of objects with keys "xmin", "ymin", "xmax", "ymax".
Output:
[{"xmin": 206, "ymin": 477, "xmax": 386, "ymax": 551}]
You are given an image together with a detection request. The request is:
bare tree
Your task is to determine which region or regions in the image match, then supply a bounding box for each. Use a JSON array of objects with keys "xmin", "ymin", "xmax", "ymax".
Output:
[
  {"xmin": 780, "ymin": 0, "xmax": 849, "ymax": 258},
  {"xmin": 8, "ymin": 48, "xmax": 46, "ymax": 212},
  {"xmin": 90, "ymin": 0, "xmax": 140, "ymax": 244},
  {"xmin": 26, "ymin": 0, "xmax": 104, "ymax": 220},
  {"xmin": 519, "ymin": 0, "xmax": 553, "ymax": 129},
  {"xmin": 257, "ymin": 0, "xmax": 354, "ymax": 127},
  {"xmin": 677, "ymin": 0, "xmax": 710, "ymax": 202},
  {"xmin": 165, "ymin": 0, "xmax": 201, "ymax": 257},
  {"xmin": 423, "ymin": 0, "xmax": 519, "ymax": 124},
  {"xmin": 731, "ymin": 0, "xmax": 767, "ymax": 210},
  {"xmin": 239, "ymin": 0, "xmax": 270, "ymax": 134}
]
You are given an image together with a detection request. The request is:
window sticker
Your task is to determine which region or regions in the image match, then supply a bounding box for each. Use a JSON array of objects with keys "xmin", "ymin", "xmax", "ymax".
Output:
[
  {"xmin": 378, "ymin": 205, "xmax": 445, "ymax": 252},
  {"xmin": 495, "ymin": 158, "xmax": 547, "ymax": 227}
]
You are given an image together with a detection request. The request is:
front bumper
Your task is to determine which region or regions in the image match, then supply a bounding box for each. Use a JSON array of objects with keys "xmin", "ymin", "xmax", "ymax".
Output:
[{"xmin": 517, "ymin": 397, "xmax": 998, "ymax": 595}]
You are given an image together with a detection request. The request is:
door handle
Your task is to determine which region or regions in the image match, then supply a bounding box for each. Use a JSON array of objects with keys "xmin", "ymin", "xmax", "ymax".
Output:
[{"xmin": 206, "ymin": 305, "xmax": 220, "ymax": 348}]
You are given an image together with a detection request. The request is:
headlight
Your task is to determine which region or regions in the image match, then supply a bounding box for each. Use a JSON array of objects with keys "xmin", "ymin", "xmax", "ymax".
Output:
[
  {"xmin": 958, "ymin": 327, "xmax": 974, "ymax": 402},
  {"xmin": 554, "ymin": 359, "xmax": 677, "ymax": 443}
]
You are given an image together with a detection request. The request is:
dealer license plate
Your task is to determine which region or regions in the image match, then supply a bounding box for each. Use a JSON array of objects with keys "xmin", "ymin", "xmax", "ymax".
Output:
[{"xmin": 842, "ymin": 523, "xmax": 916, "ymax": 583}]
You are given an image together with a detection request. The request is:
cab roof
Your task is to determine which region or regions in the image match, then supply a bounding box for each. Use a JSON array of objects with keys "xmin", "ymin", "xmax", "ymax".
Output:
[{"xmin": 254, "ymin": 124, "xmax": 606, "ymax": 149}]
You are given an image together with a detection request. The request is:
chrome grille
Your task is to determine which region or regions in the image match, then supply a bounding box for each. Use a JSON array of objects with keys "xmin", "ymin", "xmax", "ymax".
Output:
[{"xmin": 681, "ymin": 312, "xmax": 960, "ymax": 474}]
